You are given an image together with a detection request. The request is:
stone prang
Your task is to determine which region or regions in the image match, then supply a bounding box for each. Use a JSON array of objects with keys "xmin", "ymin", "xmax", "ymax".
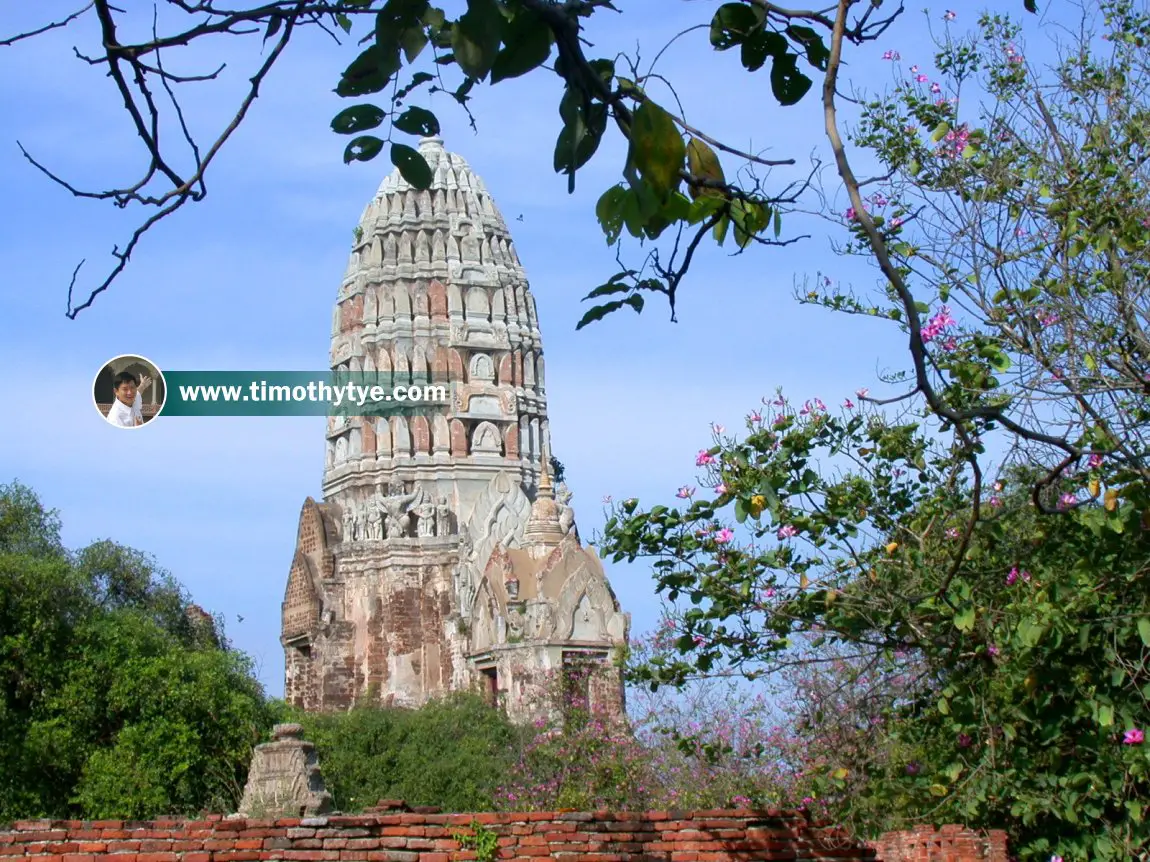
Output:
[{"xmin": 281, "ymin": 137, "xmax": 629, "ymax": 723}]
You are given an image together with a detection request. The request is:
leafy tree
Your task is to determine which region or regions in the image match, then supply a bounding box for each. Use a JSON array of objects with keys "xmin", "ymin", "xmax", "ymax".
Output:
[
  {"xmin": 4, "ymin": 0, "xmax": 1035, "ymax": 318},
  {"xmin": 0, "ymin": 481, "xmax": 276, "ymax": 821},
  {"xmin": 287, "ymin": 692, "xmax": 524, "ymax": 812}
]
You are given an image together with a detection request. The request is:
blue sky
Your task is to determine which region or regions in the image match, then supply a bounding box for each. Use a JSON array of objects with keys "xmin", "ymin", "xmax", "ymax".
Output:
[{"xmin": 0, "ymin": 1, "xmax": 1051, "ymax": 695}]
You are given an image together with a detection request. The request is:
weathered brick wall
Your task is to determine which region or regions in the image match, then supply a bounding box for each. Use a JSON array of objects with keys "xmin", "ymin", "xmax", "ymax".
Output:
[
  {"xmin": 0, "ymin": 808, "xmax": 1006, "ymax": 862},
  {"xmin": 869, "ymin": 824, "xmax": 1008, "ymax": 862}
]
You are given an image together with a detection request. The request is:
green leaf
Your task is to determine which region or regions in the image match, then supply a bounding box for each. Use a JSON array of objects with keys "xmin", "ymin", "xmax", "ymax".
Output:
[
  {"xmin": 1138, "ymin": 618, "xmax": 1150, "ymax": 647},
  {"xmin": 393, "ymin": 106, "xmax": 440, "ymax": 136},
  {"xmin": 490, "ymin": 10, "xmax": 552, "ymax": 82},
  {"xmin": 937, "ymin": 697, "xmax": 950, "ymax": 715},
  {"xmin": 785, "ymin": 25, "xmax": 829, "ymax": 70},
  {"xmin": 336, "ymin": 45, "xmax": 403, "ymax": 97},
  {"xmin": 1024, "ymin": 0, "xmax": 1037, "ymax": 11},
  {"xmin": 953, "ymin": 606, "xmax": 975, "ymax": 632},
  {"xmin": 686, "ymin": 137, "xmax": 726, "ymax": 199},
  {"xmin": 452, "ymin": 0, "xmax": 505, "ymax": 79},
  {"xmin": 264, "ymin": 14, "xmax": 283, "ymax": 42},
  {"xmin": 390, "ymin": 143, "xmax": 433, "ymax": 188},
  {"xmin": 1098, "ymin": 703, "xmax": 1114, "ymax": 727},
  {"xmin": 331, "ymin": 104, "xmax": 386, "ymax": 135},
  {"xmin": 931, "ymin": 121, "xmax": 951, "ymax": 142},
  {"xmin": 344, "ymin": 135, "xmax": 385, "ymax": 163},
  {"xmin": 596, "ymin": 186, "xmax": 628, "ymax": 244},
  {"xmin": 629, "ymin": 101, "xmax": 685, "ymax": 198},
  {"xmin": 741, "ymin": 30, "xmax": 787, "ymax": 73},
  {"xmin": 713, "ymin": 214, "xmax": 730, "ymax": 245},
  {"xmin": 554, "ymin": 94, "xmax": 608, "ymax": 191},
  {"xmin": 769, "ymin": 53, "xmax": 812, "ymax": 106},
  {"xmin": 624, "ymin": 294, "xmax": 644, "ymax": 314},
  {"xmin": 928, "ymin": 784, "xmax": 948, "ymax": 797},
  {"xmin": 575, "ymin": 299, "xmax": 626, "ymax": 330},
  {"xmin": 709, "ymin": 3, "xmax": 761, "ymax": 49},
  {"xmin": 583, "ymin": 280, "xmax": 631, "ymax": 300},
  {"xmin": 335, "ymin": 13, "xmax": 352, "ymax": 34}
]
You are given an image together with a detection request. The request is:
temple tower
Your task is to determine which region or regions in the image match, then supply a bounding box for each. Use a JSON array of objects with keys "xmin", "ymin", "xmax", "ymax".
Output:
[{"xmin": 281, "ymin": 137, "xmax": 629, "ymax": 723}]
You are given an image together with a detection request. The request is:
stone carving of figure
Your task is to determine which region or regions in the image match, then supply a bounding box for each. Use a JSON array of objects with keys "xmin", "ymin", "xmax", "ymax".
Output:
[
  {"xmin": 436, "ymin": 497, "xmax": 452, "ymax": 536},
  {"xmin": 366, "ymin": 502, "xmax": 383, "ymax": 540},
  {"xmin": 343, "ymin": 505, "xmax": 354, "ymax": 542},
  {"xmin": 556, "ymin": 481, "xmax": 577, "ymax": 537},
  {"xmin": 380, "ymin": 482, "xmax": 419, "ymax": 538},
  {"xmin": 415, "ymin": 489, "xmax": 436, "ymax": 538},
  {"xmin": 351, "ymin": 505, "xmax": 363, "ymax": 541}
]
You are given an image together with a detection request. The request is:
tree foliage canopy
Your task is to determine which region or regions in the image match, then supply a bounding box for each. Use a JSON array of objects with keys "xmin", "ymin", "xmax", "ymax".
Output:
[{"xmin": 0, "ymin": 481, "xmax": 276, "ymax": 821}]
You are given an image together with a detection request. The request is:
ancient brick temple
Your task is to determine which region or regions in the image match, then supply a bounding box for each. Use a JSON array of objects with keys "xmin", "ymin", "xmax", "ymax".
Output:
[{"xmin": 281, "ymin": 136, "xmax": 629, "ymax": 723}]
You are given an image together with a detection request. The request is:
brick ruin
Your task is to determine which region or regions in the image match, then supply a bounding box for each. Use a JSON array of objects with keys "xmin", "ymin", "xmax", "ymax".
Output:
[
  {"xmin": 281, "ymin": 137, "xmax": 629, "ymax": 722},
  {"xmin": 0, "ymin": 809, "xmax": 1009, "ymax": 862}
]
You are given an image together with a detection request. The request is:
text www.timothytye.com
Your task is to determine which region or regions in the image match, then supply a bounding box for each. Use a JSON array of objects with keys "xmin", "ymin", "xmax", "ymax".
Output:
[{"xmin": 177, "ymin": 380, "xmax": 449, "ymax": 408}]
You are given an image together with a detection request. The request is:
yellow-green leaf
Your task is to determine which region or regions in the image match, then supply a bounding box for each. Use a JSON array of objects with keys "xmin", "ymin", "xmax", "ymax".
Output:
[
  {"xmin": 686, "ymin": 137, "xmax": 725, "ymax": 199},
  {"xmin": 629, "ymin": 101, "xmax": 686, "ymax": 198}
]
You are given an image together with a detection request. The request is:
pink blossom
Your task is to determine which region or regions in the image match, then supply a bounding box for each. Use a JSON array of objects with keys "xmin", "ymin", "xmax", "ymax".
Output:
[
  {"xmin": 676, "ymin": 485, "xmax": 696, "ymax": 499},
  {"xmin": 1059, "ymin": 492, "xmax": 1077, "ymax": 510},
  {"xmin": 930, "ymin": 82, "xmax": 941, "ymax": 93},
  {"xmin": 602, "ymin": 494, "xmax": 613, "ymax": 504},
  {"xmin": 1015, "ymin": 227, "xmax": 1027, "ymax": 237},
  {"xmin": 1006, "ymin": 566, "xmax": 1029, "ymax": 585},
  {"xmin": 882, "ymin": 49, "xmax": 901, "ymax": 60},
  {"xmin": 945, "ymin": 527, "xmax": 960, "ymax": 539},
  {"xmin": 994, "ymin": 482, "xmax": 1003, "ymax": 492},
  {"xmin": 845, "ymin": 206, "xmax": 858, "ymax": 220},
  {"xmin": 843, "ymin": 398, "xmax": 855, "ymax": 409},
  {"xmin": 1051, "ymin": 856, "xmax": 1063, "ymax": 862},
  {"xmin": 692, "ymin": 635, "xmax": 705, "ymax": 647},
  {"xmin": 1124, "ymin": 728, "xmax": 1145, "ymax": 744},
  {"xmin": 715, "ymin": 482, "xmax": 729, "ymax": 495},
  {"xmin": 748, "ymin": 410, "xmax": 762, "ymax": 424},
  {"xmin": 712, "ymin": 423, "xmax": 726, "ymax": 434},
  {"xmin": 910, "ymin": 64, "xmax": 919, "ymax": 73},
  {"xmin": 921, "ymin": 305, "xmax": 957, "ymax": 342},
  {"xmin": 696, "ymin": 450, "xmax": 716, "ymax": 467},
  {"xmin": 856, "ymin": 387, "xmax": 869, "ymax": 398},
  {"xmin": 890, "ymin": 217, "xmax": 903, "ymax": 228},
  {"xmin": 989, "ymin": 495, "xmax": 1002, "ymax": 508},
  {"xmin": 943, "ymin": 10, "xmax": 956, "ymax": 20},
  {"xmin": 762, "ymin": 587, "xmax": 776, "ymax": 599},
  {"xmin": 1087, "ymin": 453, "xmax": 1103, "ymax": 469},
  {"xmin": 777, "ymin": 525, "xmax": 798, "ymax": 539},
  {"xmin": 987, "ymin": 643, "xmax": 999, "ymax": 656},
  {"xmin": 715, "ymin": 527, "xmax": 735, "ymax": 544},
  {"xmin": 773, "ymin": 414, "xmax": 788, "ymax": 426},
  {"xmin": 916, "ymin": 73, "xmax": 929, "ymax": 83}
]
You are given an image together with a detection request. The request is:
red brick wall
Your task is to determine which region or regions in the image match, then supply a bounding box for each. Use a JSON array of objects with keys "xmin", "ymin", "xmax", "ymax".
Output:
[
  {"xmin": 869, "ymin": 824, "xmax": 1008, "ymax": 862},
  {"xmin": 0, "ymin": 807, "xmax": 1005, "ymax": 862}
]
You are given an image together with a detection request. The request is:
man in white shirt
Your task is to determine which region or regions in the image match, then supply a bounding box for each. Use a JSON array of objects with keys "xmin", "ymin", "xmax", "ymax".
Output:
[{"xmin": 105, "ymin": 371, "xmax": 153, "ymax": 428}]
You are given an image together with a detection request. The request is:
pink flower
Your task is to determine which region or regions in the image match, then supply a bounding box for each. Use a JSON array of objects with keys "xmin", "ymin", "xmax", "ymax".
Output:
[
  {"xmin": 910, "ymin": 64, "xmax": 919, "ymax": 73},
  {"xmin": 916, "ymin": 73, "xmax": 929, "ymax": 83},
  {"xmin": 1006, "ymin": 566, "xmax": 1029, "ymax": 585},
  {"xmin": 676, "ymin": 485, "xmax": 696, "ymax": 499},
  {"xmin": 882, "ymin": 49, "xmax": 901, "ymax": 60},
  {"xmin": 845, "ymin": 206, "xmax": 857, "ymax": 220},
  {"xmin": 987, "ymin": 643, "xmax": 999, "ymax": 656},
  {"xmin": 943, "ymin": 10, "xmax": 956, "ymax": 20},
  {"xmin": 715, "ymin": 527, "xmax": 735, "ymax": 544},
  {"xmin": 762, "ymin": 587, "xmax": 776, "ymax": 599},
  {"xmin": 930, "ymin": 82, "xmax": 941, "ymax": 93},
  {"xmin": 890, "ymin": 216, "xmax": 903, "ymax": 228},
  {"xmin": 856, "ymin": 387, "xmax": 869, "ymax": 398},
  {"xmin": 1087, "ymin": 453, "xmax": 1103, "ymax": 469},
  {"xmin": 602, "ymin": 494, "xmax": 613, "ymax": 504},
  {"xmin": 1051, "ymin": 856, "xmax": 1063, "ymax": 862},
  {"xmin": 988, "ymin": 495, "xmax": 1002, "ymax": 508},
  {"xmin": 843, "ymin": 398, "xmax": 855, "ymax": 409},
  {"xmin": 773, "ymin": 414, "xmax": 788, "ymax": 426},
  {"xmin": 715, "ymin": 482, "xmax": 728, "ymax": 495},
  {"xmin": 1124, "ymin": 728, "xmax": 1145, "ymax": 744},
  {"xmin": 945, "ymin": 527, "xmax": 960, "ymax": 539},
  {"xmin": 921, "ymin": 305, "xmax": 957, "ymax": 342},
  {"xmin": 692, "ymin": 635, "xmax": 705, "ymax": 647},
  {"xmin": 712, "ymin": 422, "xmax": 726, "ymax": 434},
  {"xmin": 777, "ymin": 525, "xmax": 797, "ymax": 539},
  {"xmin": 748, "ymin": 410, "xmax": 762, "ymax": 424},
  {"xmin": 1059, "ymin": 492, "xmax": 1077, "ymax": 510},
  {"xmin": 1015, "ymin": 227, "xmax": 1027, "ymax": 237},
  {"xmin": 696, "ymin": 450, "xmax": 716, "ymax": 467}
]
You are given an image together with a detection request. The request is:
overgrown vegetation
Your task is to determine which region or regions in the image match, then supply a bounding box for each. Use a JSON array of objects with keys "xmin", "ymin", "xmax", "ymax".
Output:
[{"xmin": 0, "ymin": 481, "xmax": 277, "ymax": 821}]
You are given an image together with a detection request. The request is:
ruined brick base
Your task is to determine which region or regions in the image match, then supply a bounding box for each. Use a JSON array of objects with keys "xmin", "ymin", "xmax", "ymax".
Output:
[{"xmin": 0, "ymin": 806, "xmax": 1006, "ymax": 861}]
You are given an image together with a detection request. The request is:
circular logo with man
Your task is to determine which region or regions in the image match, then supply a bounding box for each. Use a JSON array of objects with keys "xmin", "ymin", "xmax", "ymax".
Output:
[{"xmin": 94, "ymin": 355, "xmax": 167, "ymax": 428}]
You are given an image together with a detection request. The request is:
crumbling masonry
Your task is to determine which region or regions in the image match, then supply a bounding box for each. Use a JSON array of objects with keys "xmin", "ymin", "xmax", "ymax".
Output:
[{"xmin": 281, "ymin": 137, "xmax": 629, "ymax": 723}]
